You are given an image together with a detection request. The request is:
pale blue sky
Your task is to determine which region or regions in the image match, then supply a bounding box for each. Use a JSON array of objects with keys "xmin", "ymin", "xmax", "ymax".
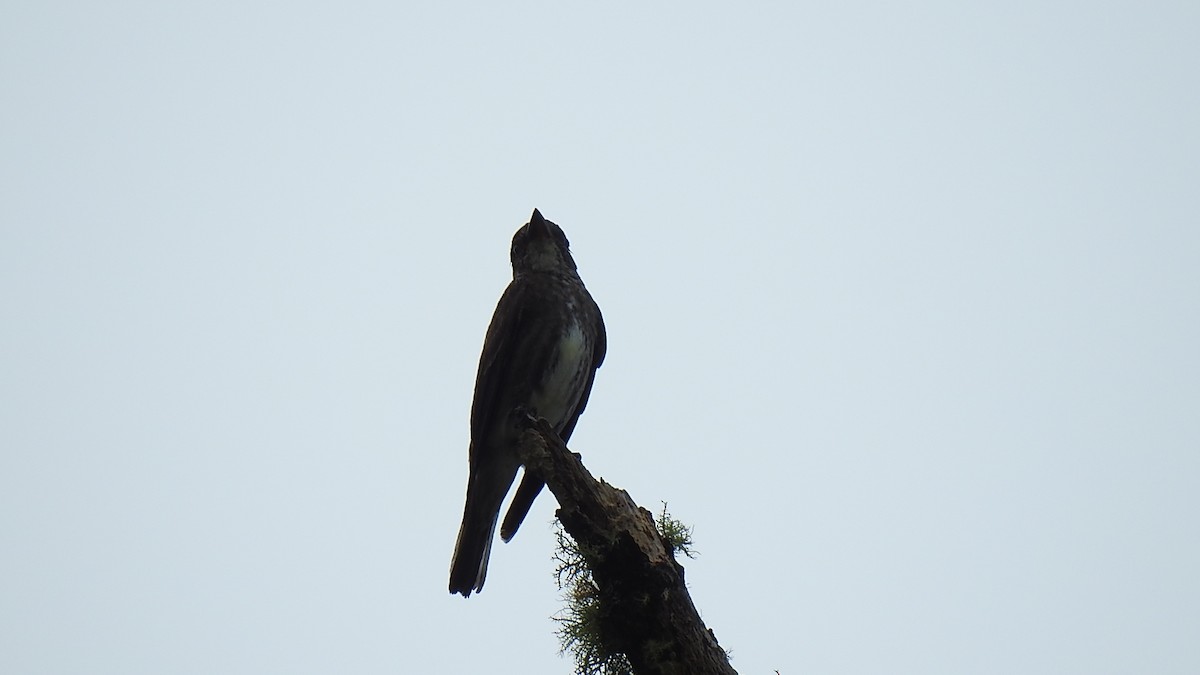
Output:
[{"xmin": 2, "ymin": 2, "xmax": 1198, "ymax": 674}]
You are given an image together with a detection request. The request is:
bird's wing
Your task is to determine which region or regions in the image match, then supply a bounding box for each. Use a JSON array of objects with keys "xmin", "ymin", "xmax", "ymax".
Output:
[
  {"xmin": 468, "ymin": 279, "xmax": 546, "ymax": 469},
  {"xmin": 591, "ymin": 298, "xmax": 607, "ymax": 369},
  {"xmin": 558, "ymin": 299, "xmax": 606, "ymax": 442}
]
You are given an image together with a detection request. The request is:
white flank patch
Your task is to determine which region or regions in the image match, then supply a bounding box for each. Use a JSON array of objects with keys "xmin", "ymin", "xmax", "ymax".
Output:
[{"xmin": 532, "ymin": 320, "xmax": 587, "ymax": 426}]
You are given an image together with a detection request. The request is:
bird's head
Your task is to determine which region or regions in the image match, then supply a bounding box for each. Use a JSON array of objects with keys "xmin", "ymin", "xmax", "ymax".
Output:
[{"xmin": 510, "ymin": 209, "xmax": 578, "ymax": 275}]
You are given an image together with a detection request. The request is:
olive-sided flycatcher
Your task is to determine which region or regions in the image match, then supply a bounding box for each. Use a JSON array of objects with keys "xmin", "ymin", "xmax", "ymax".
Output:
[{"xmin": 449, "ymin": 209, "xmax": 606, "ymax": 597}]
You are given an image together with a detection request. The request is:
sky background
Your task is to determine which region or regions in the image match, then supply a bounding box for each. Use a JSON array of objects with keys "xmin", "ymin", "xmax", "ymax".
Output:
[{"xmin": 2, "ymin": 2, "xmax": 1198, "ymax": 674}]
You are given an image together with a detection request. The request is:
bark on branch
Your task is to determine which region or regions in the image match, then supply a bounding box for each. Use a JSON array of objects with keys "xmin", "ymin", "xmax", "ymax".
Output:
[{"xmin": 515, "ymin": 415, "xmax": 738, "ymax": 675}]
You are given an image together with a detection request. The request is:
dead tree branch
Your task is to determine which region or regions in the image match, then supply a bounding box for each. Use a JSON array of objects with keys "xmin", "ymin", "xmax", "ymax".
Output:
[{"xmin": 516, "ymin": 416, "xmax": 737, "ymax": 675}]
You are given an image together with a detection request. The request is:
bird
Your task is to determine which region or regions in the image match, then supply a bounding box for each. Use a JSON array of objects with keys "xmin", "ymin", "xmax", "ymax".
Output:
[{"xmin": 449, "ymin": 208, "xmax": 606, "ymax": 597}]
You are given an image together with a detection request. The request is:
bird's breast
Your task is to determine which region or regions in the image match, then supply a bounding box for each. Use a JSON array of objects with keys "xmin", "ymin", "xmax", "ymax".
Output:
[{"xmin": 531, "ymin": 319, "xmax": 590, "ymax": 428}]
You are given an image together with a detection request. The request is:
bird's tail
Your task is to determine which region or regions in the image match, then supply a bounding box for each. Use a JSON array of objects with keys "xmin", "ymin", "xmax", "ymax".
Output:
[
  {"xmin": 499, "ymin": 471, "xmax": 544, "ymax": 542},
  {"xmin": 448, "ymin": 463, "xmax": 513, "ymax": 597},
  {"xmin": 448, "ymin": 506, "xmax": 496, "ymax": 597}
]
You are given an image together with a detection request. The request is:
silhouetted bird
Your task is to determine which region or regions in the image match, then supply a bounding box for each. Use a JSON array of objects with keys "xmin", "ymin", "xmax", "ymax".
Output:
[{"xmin": 449, "ymin": 209, "xmax": 606, "ymax": 597}]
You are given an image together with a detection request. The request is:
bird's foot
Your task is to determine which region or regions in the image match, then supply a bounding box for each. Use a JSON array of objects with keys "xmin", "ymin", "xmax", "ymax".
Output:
[{"xmin": 512, "ymin": 405, "xmax": 540, "ymax": 425}]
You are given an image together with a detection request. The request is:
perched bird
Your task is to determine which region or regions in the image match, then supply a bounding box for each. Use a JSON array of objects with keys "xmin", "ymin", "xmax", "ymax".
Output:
[{"xmin": 449, "ymin": 209, "xmax": 606, "ymax": 597}]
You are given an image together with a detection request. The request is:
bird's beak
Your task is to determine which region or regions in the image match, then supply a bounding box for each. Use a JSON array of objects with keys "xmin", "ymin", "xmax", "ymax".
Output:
[{"xmin": 528, "ymin": 208, "xmax": 550, "ymax": 238}]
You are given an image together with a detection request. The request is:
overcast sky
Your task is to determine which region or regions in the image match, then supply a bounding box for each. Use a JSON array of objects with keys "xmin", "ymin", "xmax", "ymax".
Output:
[{"xmin": 3, "ymin": 2, "xmax": 1198, "ymax": 674}]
